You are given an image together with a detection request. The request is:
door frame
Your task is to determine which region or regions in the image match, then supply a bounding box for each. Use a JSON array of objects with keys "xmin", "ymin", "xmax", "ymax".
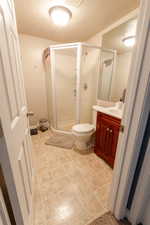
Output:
[
  {"xmin": 109, "ymin": 0, "xmax": 150, "ymax": 222},
  {"xmin": 128, "ymin": 111, "xmax": 150, "ymax": 225}
]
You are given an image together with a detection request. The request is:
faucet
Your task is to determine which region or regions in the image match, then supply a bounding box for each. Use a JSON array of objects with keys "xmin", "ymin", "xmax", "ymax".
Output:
[{"xmin": 120, "ymin": 89, "xmax": 126, "ymax": 103}]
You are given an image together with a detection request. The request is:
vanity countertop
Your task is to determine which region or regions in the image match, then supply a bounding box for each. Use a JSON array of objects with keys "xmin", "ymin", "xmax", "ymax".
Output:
[{"xmin": 93, "ymin": 104, "xmax": 123, "ymax": 119}]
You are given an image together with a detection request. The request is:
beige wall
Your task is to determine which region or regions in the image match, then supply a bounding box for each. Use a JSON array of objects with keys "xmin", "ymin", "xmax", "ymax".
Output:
[
  {"xmin": 19, "ymin": 33, "xmax": 56, "ymax": 125},
  {"xmin": 86, "ymin": 32, "xmax": 102, "ymax": 45}
]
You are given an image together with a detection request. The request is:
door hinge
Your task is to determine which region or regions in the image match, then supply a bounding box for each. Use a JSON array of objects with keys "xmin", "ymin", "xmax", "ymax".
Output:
[
  {"xmin": 0, "ymin": 121, "xmax": 4, "ymax": 138},
  {"xmin": 120, "ymin": 124, "xmax": 125, "ymax": 133}
]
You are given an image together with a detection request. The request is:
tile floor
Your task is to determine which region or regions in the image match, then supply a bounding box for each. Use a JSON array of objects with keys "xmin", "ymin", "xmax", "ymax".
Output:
[{"xmin": 32, "ymin": 131, "xmax": 113, "ymax": 225}]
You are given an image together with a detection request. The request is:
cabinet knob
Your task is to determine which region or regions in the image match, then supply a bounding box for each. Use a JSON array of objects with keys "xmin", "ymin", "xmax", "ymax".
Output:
[
  {"xmin": 110, "ymin": 129, "xmax": 113, "ymax": 133},
  {"xmin": 106, "ymin": 128, "xmax": 109, "ymax": 131}
]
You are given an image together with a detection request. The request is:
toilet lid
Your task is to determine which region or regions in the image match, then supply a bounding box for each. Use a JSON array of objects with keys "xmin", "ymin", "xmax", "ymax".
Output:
[{"xmin": 72, "ymin": 123, "xmax": 95, "ymax": 133}]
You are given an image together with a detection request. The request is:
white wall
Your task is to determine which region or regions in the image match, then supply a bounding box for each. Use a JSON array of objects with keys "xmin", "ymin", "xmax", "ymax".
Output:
[{"xmin": 19, "ymin": 34, "xmax": 56, "ymax": 125}]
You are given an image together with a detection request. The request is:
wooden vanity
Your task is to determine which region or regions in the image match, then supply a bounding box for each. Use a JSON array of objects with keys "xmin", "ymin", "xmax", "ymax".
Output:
[{"xmin": 94, "ymin": 111, "xmax": 121, "ymax": 168}]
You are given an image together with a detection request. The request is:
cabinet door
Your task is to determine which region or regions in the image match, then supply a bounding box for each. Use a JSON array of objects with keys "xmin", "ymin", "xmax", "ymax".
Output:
[
  {"xmin": 95, "ymin": 113, "xmax": 110, "ymax": 157},
  {"xmin": 95, "ymin": 113, "xmax": 104, "ymax": 149},
  {"xmin": 106, "ymin": 124, "xmax": 120, "ymax": 167},
  {"xmin": 95, "ymin": 112, "xmax": 121, "ymax": 168}
]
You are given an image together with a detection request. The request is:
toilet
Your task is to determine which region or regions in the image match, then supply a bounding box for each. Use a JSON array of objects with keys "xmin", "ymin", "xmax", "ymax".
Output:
[{"xmin": 72, "ymin": 108, "xmax": 97, "ymax": 150}]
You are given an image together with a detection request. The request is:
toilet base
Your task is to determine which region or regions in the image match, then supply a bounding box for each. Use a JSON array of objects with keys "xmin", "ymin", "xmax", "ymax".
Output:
[{"xmin": 74, "ymin": 139, "xmax": 92, "ymax": 150}]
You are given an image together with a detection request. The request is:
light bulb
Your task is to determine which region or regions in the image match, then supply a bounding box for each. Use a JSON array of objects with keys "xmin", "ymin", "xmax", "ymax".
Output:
[
  {"xmin": 122, "ymin": 36, "xmax": 135, "ymax": 47},
  {"xmin": 49, "ymin": 6, "xmax": 72, "ymax": 26}
]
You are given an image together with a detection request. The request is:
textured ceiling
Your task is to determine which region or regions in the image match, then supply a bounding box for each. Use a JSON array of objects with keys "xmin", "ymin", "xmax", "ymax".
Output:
[{"xmin": 14, "ymin": 0, "xmax": 139, "ymax": 42}]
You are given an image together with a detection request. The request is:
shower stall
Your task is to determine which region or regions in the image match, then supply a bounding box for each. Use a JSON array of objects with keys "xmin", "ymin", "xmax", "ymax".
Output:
[{"xmin": 45, "ymin": 42, "xmax": 115, "ymax": 133}]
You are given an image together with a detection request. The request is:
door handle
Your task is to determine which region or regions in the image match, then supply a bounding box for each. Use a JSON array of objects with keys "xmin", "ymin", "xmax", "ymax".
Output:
[
  {"xmin": 26, "ymin": 112, "xmax": 34, "ymax": 117},
  {"xmin": 73, "ymin": 89, "xmax": 76, "ymax": 97}
]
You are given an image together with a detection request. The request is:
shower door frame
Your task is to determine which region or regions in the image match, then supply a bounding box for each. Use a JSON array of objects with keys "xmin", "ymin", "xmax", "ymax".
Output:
[
  {"xmin": 50, "ymin": 42, "xmax": 115, "ymax": 134},
  {"xmin": 50, "ymin": 42, "xmax": 82, "ymax": 133}
]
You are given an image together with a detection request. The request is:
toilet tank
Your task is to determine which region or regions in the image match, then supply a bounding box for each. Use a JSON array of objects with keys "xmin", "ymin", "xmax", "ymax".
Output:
[{"xmin": 92, "ymin": 108, "xmax": 97, "ymax": 127}]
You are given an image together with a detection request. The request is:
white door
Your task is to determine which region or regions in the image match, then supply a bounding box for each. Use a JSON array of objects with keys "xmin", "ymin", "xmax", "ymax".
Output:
[
  {"xmin": 0, "ymin": 188, "xmax": 11, "ymax": 225},
  {"xmin": 0, "ymin": 0, "xmax": 33, "ymax": 225}
]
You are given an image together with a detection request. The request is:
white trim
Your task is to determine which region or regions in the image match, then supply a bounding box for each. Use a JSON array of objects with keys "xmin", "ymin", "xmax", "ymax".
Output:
[
  {"xmin": 129, "ymin": 131, "xmax": 150, "ymax": 225},
  {"xmin": 50, "ymin": 48, "xmax": 57, "ymax": 129},
  {"xmin": 50, "ymin": 45, "xmax": 79, "ymax": 132},
  {"xmin": 51, "ymin": 126, "xmax": 71, "ymax": 135},
  {"xmin": 127, "ymin": 9, "xmax": 150, "ymax": 224},
  {"xmin": 50, "ymin": 42, "xmax": 81, "ymax": 48},
  {"xmin": 129, "ymin": 77, "xmax": 150, "ymax": 225},
  {"xmin": 76, "ymin": 43, "xmax": 82, "ymax": 123},
  {"xmin": 50, "ymin": 42, "xmax": 115, "ymax": 52},
  {"xmin": 109, "ymin": 0, "xmax": 150, "ymax": 220}
]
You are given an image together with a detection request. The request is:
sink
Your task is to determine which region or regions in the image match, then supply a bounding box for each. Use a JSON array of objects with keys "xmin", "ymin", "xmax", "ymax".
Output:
[
  {"xmin": 108, "ymin": 108, "xmax": 122, "ymax": 115},
  {"xmin": 93, "ymin": 103, "xmax": 123, "ymax": 119}
]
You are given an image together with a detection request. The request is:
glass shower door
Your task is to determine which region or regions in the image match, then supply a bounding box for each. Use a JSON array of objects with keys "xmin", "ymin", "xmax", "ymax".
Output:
[
  {"xmin": 51, "ymin": 47, "xmax": 77, "ymax": 132},
  {"xmin": 80, "ymin": 46, "xmax": 100, "ymax": 124}
]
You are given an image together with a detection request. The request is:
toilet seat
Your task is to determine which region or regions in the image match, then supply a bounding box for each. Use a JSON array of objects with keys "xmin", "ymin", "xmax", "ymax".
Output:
[{"xmin": 72, "ymin": 123, "xmax": 95, "ymax": 134}]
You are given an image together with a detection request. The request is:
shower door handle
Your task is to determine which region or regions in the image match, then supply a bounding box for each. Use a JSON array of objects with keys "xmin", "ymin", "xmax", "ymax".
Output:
[{"xmin": 26, "ymin": 112, "xmax": 34, "ymax": 117}]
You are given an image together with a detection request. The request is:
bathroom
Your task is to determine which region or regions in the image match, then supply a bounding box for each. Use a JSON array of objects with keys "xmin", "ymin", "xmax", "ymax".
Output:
[{"xmin": 14, "ymin": 1, "xmax": 138, "ymax": 225}]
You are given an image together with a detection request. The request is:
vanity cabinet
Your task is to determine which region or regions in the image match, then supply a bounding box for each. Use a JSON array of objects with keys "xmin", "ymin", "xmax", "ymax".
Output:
[{"xmin": 94, "ymin": 112, "xmax": 121, "ymax": 168}]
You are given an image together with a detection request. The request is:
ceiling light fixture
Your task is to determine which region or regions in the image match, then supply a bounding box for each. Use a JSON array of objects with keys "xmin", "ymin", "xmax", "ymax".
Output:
[
  {"xmin": 122, "ymin": 36, "xmax": 136, "ymax": 47},
  {"xmin": 49, "ymin": 6, "xmax": 72, "ymax": 26}
]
